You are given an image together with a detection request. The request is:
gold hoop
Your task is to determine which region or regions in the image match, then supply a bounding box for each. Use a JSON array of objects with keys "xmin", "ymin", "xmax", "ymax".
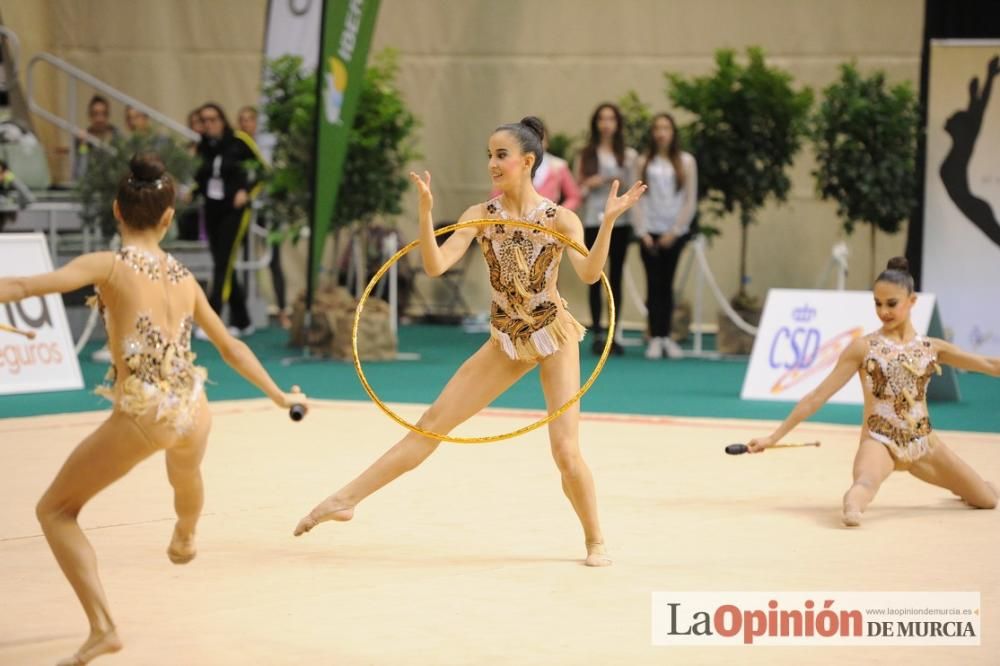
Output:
[{"xmin": 352, "ymin": 219, "xmax": 615, "ymax": 444}]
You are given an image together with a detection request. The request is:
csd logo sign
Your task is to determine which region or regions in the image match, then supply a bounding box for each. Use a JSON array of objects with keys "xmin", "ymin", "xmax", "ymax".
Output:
[
  {"xmin": 769, "ymin": 327, "xmax": 821, "ymax": 370},
  {"xmin": 742, "ymin": 289, "xmax": 940, "ymax": 405},
  {"xmin": 763, "ymin": 305, "xmax": 861, "ymax": 394},
  {"xmin": 770, "ymin": 328, "xmax": 862, "ymax": 394},
  {"xmin": 768, "ymin": 305, "xmax": 819, "ymax": 370}
]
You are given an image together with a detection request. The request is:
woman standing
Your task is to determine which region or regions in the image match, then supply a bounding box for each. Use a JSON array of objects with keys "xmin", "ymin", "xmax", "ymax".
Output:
[
  {"xmin": 194, "ymin": 103, "xmax": 256, "ymax": 336},
  {"xmin": 634, "ymin": 113, "xmax": 698, "ymax": 359},
  {"xmin": 576, "ymin": 103, "xmax": 638, "ymax": 355}
]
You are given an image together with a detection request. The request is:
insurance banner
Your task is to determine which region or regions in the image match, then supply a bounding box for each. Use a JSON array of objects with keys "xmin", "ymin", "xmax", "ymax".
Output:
[{"xmin": 0, "ymin": 233, "xmax": 84, "ymax": 394}]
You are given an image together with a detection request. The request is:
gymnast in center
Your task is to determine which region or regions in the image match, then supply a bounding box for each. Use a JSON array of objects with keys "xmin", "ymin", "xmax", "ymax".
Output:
[{"xmin": 295, "ymin": 116, "xmax": 646, "ymax": 566}]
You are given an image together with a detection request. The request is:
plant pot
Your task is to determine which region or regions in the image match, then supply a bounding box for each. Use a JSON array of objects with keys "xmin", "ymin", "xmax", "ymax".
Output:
[
  {"xmin": 716, "ymin": 305, "xmax": 761, "ymax": 355},
  {"xmin": 289, "ymin": 286, "xmax": 397, "ymax": 360},
  {"xmin": 670, "ymin": 300, "xmax": 692, "ymax": 343},
  {"xmin": 289, "ymin": 286, "xmax": 353, "ymax": 349}
]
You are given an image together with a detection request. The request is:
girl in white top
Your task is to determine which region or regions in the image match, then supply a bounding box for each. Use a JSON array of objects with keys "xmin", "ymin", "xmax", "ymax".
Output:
[
  {"xmin": 633, "ymin": 113, "xmax": 698, "ymax": 359},
  {"xmin": 575, "ymin": 103, "xmax": 639, "ymax": 355}
]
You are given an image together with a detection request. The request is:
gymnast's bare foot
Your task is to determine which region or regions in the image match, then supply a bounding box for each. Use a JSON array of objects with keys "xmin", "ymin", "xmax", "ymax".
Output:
[
  {"xmin": 842, "ymin": 506, "xmax": 863, "ymax": 527},
  {"xmin": 57, "ymin": 628, "xmax": 122, "ymax": 665},
  {"xmin": 167, "ymin": 525, "xmax": 197, "ymax": 564},
  {"xmin": 294, "ymin": 496, "xmax": 355, "ymax": 536},
  {"xmin": 585, "ymin": 541, "xmax": 612, "ymax": 567}
]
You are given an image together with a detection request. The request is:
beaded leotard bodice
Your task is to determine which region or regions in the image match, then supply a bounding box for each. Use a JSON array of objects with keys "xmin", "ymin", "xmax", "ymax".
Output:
[
  {"xmin": 862, "ymin": 332, "xmax": 941, "ymax": 462},
  {"xmin": 479, "ymin": 197, "xmax": 585, "ymax": 362},
  {"xmin": 92, "ymin": 247, "xmax": 207, "ymax": 432}
]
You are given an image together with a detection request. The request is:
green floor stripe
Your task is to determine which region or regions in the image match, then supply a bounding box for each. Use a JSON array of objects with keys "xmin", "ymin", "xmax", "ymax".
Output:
[{"xmin": 2, "ymin": 324, "xmax": 998, "ymax": 434}]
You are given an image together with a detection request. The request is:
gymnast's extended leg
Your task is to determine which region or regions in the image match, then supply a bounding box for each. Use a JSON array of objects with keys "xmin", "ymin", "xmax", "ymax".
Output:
[
  {"xmin": 907, "ymin": 434, "xmax": 998, "ymax": 509},
  {"xmin": 36, "ymin": 412, "xmax": 159, "ymax": 664},
  {"xmin": 295, "ymin": 342, "xmax": 534, "ymax": 534}
]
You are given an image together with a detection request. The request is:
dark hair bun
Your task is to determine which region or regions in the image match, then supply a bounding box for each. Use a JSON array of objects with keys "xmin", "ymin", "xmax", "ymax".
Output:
[
  {"xmin": 129, "ymin": 152, "xmax": 166, "ymax": 182},
  {"xmin": 886, "ymin": 256, "xmax": 910, "ymax": 273},
  {"xmin": 519, "ymin": 116, "xmax": 545, "ymax": 141}
]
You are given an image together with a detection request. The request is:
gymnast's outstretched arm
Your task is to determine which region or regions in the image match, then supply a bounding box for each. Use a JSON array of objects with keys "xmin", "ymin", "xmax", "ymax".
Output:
[
  {"xmin": 409, "ymin": 170, "xmax": 479, "ymax": 277},
  {"xmin": 933, "ymin": 338, "xmax": 1000, "ymax": 377},
  {"xmin": 559, "ymin": 179, "xmax": 646, "ymax": 284},
  {"xmin": 0, "ymin": 252, "xmax": 114, "ymax": 302},
  {"xmin": 748, "ymin": 337, "xmax": 867, "ymax": 452},
  {"xmin": 193, "ymin": 286, "xmax": 305, "ymax": 409}
]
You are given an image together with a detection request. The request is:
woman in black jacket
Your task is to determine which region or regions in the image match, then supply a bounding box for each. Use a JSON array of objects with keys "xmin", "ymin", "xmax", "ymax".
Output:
[{"xmin": 194, "ymin": 103, "xmax": 257, "ymax": 335}]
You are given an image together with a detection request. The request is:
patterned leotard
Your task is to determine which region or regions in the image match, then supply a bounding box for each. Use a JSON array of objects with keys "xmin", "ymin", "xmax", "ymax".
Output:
[
  {"xmin": 91, "ymin": 247, "xmax": 207, "ymax": 433},
  {"xmin": 862, "ymin": 332, "xmax": 941, "ymax": 462},
  {"xmin": 478, "ymin": 197, "xmax": 586, "ymax": 362}
]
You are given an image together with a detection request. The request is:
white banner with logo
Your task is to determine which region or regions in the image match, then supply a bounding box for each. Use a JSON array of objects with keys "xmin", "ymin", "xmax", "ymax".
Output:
[
  {"xmin": 258, "ymin": 0, "xmax": 325, "ymax": 161},
  {"xmin": 741, "ymin": 289, "xmax": 942, "ymax": 405},
  {"xmin": 923, "ymin": 41, "xmax": 1000, "ymax": 357},
  {"xmin": 0, "ymin": 233, "xmax": 84, "ymax": 394},
  {"xmin": 264, "ymin": 0, "xmax": 323, "ymax": 69}
]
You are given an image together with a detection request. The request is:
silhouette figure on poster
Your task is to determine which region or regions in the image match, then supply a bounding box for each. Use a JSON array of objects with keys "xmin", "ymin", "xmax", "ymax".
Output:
[{"xmin": 940, "ymin": 55, "xmax": 1000, "ymax": 248}]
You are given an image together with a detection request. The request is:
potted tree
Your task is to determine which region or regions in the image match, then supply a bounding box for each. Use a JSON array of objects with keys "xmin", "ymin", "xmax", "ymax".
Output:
[
  {"xmin": 618, "ymin": 89, "xmax": 654, "ymax": 155},
  {"xmin": 546, "ymin": 131, "xmax": 575, "ymax": 162},
  {"xmin": 666, "ymin": 47, "xmax": 813, "ymax": 354},
  {"xmin": 258, "ymin": 54, "xmax": 316, "ymax": 246},
  {"xmin": 812, "ymin": 63, "xmax": 919, "ymax": 281},
  {"xmin": 77, "ymin": 132, "xmax": 198, "ymax": 239},
  {"xmin": 261, "ymin": 49, "xmax": 419, "ymax": 358}
]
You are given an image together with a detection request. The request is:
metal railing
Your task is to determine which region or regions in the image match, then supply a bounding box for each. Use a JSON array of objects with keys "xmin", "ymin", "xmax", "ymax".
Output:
[
  {"xmin": 0, "ymin": 26, "xmax": 22, "ymax": 79},
  {"xmin": 25, "ymin": 51, "xmax": 199, "ymax": 167},
  {"xmin": 16, "ymin": 43, "xmax": 282, "ymax": 332}
]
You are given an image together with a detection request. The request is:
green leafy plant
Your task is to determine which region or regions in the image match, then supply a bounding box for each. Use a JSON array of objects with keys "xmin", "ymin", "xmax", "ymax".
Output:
[
  {"xmin": 259, "ymin": 54, "xmax": 317, "ymax": 242},
  {"xmin": 667, "ymin": 47, "xmax": 813, "ymax": 300},
  {"xmin": 334, "ymin": 49, "xmax": 420, "ymax": 229},
  {"xmin": 76, "ymin": 133, "xmax": 198, "ymax": 238},
  {"xmin": 260, "ymin": 49, "xmax": 419, "ymax": 243},
  {"xmin": 618, "ymin": 90, "xmax": 653, "ymax": 153},
  {"xmin": 812, "ymin": 63, "xmax": 919, "ymax": 280},
  {"xmin": 546, "ymin": 131, "xmax": 575, "ymax": 161}
]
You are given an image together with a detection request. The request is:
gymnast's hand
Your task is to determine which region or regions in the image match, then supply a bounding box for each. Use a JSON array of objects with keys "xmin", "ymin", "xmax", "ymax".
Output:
[
  {"xmin": 747, "ymin": 435, "xmax": 776, "ymax": 453},
  {"xmin": 602, "ymin": 179, "xmax": 647, "ymax": 226},
  {"xmin": 409, "ymin": 170, "xmax": 434, "ymax": 215},
  {"xmin": 989, "ymin": 55, "xmax": 999, "ymax": 79},
  {"xmin": 275, "ymin": 385, "xmax": 307, "ymax": 409}
]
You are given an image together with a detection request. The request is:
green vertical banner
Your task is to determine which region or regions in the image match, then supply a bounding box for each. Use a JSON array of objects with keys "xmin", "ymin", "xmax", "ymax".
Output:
[{"xmin": 309, "ymin": 0, "xmax": 381, "ymax": 291}]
